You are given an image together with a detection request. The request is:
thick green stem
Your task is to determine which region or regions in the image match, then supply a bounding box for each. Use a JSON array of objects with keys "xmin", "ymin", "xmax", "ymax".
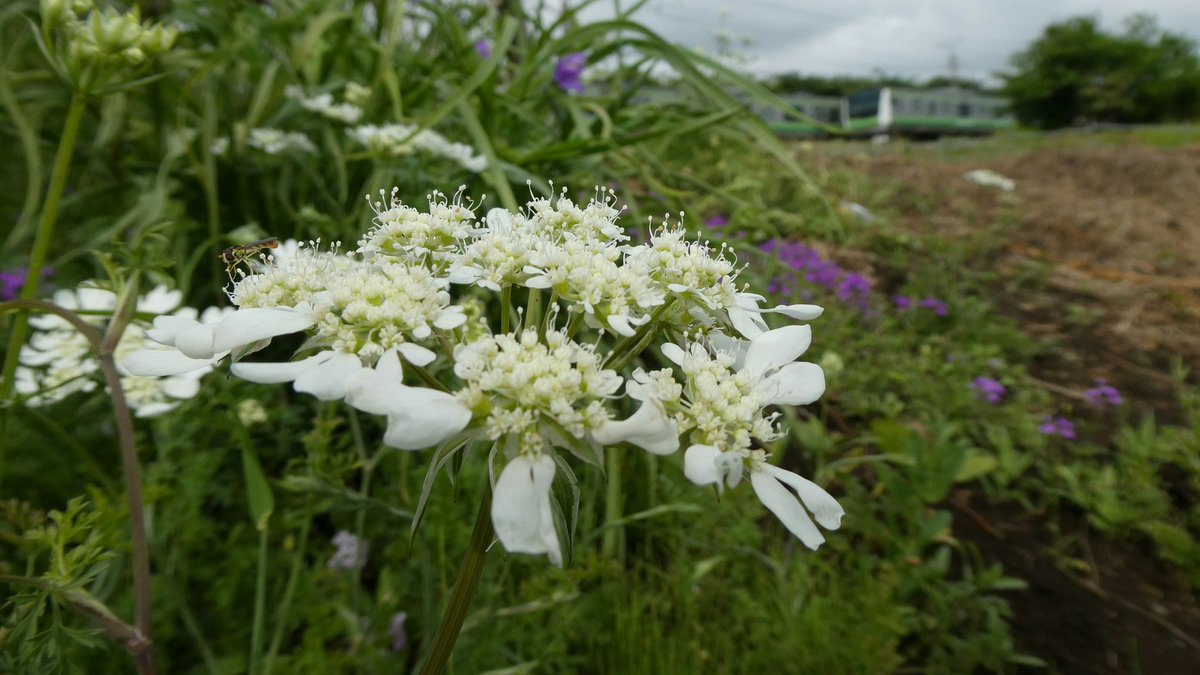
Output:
[
  {"xmin": 1, "ymin": 95, "xmax": 88, "ymax": 480},
  {"xmin": 500, "ymin": 286, "xmax": 513, "ymax": 333},
  {"xmin": 419, "ymin": 491, "xmax": 493, "ymax": 675},
  {"xmin": 601, "ymin": 449, "xmax": 624, "ymax": 560}
]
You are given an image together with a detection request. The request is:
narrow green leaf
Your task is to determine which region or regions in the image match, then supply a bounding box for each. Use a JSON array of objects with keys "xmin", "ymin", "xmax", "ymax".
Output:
[{"xmin": 242, "ymin": 447, "xmax": 275, "ymax": 531}]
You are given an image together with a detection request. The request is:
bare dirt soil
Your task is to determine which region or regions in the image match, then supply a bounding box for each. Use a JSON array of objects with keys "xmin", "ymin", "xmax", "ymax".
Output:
[
  {"xmin": 845, "ymin": 140, "xmax": 1200, "ymax": 422},
  {"xmin": 819, "ymin": 137, "xmax": 1200, "ymax": 674}
]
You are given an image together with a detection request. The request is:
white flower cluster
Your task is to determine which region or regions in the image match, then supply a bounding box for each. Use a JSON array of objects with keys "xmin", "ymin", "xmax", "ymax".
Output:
[
  {"xmin": 17, "ymin": 284, "xmax": 230, "ymax": 417},
  {"xmin": 347, "ymin": 124, "xmax": 487, "ymax": 173},
  {"xmin": 247, "ymin": 128, "xmax": 318, "ymax": 155},
  {"xmin": 285, "ymin": 85, "xmax": 364, "ymax": 124},
  {"xmin": 125, "ymin": 188, "xmax": 841, "ymax": 563}
]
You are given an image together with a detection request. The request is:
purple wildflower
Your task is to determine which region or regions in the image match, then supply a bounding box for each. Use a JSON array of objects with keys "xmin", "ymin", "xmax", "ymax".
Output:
[
  {"xmin": 704, "ymin": 214, "xmax": 728, "ymax": 229},
  {"xmin": 388, "ymin": 612, "xmax": 408, "ymax": 652},
  {"xmin": 919, "ymin": 297, "xmax": 949, "ymax": 317},
  {"xmin": 893, "ymin": 295, "xmax": 912, "ymax": 311},
  {"xmin": 327, "ymin": 530, "xmax": 368, "ymax": 571},
  {"xmin": 971, "ymin": 377, "xmax": 1006, "ymax": 404},
  {"xmin": 553, "ymin": 53, "xmax": 587, "ymax": 93},
  {"xmin": 1039, "ymin": 416, "xmax": 1076, "ymax": 440},
  {"xmin": 475, "ymin": 40, "xmax": 492, "ymax": 59},
  {"xmin": 1, "ymin": 267, "xmax": 54, "ymax": 301},
  {"xmin": 836, "ymin": 273, "xmax": 872, "ymax": 310},
  {"xmin": 1084, "ymin": 379, "xmax": 1122, "ymax": 407}
]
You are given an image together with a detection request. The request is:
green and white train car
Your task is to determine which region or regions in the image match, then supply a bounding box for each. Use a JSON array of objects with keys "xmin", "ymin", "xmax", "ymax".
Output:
[
  {"xmin": 756, "ymin": 93, "xmax": 843, "ymax": 137},
  {"xmin": 843, "ymin": 87, "xmax": 1014, "ymax": 135}
]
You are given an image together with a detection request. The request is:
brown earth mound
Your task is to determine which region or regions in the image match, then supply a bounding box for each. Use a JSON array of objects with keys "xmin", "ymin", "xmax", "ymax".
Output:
[{"xmin": 847, "ymin": 141, "xmax": 1200, "ymax": 422}]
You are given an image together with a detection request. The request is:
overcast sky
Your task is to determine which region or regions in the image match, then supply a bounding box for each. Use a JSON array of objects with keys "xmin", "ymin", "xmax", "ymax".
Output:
[{"xmin": 576, "ymin": 0, "xmax": 1200, "ymax": 83}]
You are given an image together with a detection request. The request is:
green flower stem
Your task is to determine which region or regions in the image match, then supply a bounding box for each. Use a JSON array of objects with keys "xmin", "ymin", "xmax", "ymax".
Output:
[
  {"xmin": 525, "ymin": 288, "xmax": 543, "ymax": 332},
  {"xmin": 0, "ymin": 93, "xmax": 87, "ymax": 414},
  {"xmin": 349, "ymin": 409, "xmax": 372, "ymax": 590},
  {"xmin": 263, "ymin": 513, "xmax": 312, "ymax": 675},
  {"xmin": 249, "ymin": 525, "xmax": 270, "ymax": 675},
  {"xmin": 500, "ymin": 285, "xmax": 513, "ymax": 333},
  {"xmin": 419, "ymin": 490, "xmax": 493, "ymax": 675},
  {"xmin": 601, "ymin": 449, "xmax": 624, "ymax": 560},
  {"xmin": 602, "ymin": 296, "xmax": 676, "ymax": 371}
]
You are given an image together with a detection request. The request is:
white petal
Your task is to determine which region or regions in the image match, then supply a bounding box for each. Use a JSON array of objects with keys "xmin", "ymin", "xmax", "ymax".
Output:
[
  {"xmin": 375, "ymin": 348, "xmax": 404, "ymax": 380},
  {"xmin": 727, "ymin": 306, "xmax": 767, "ymax": 339},
  {"xmin": 749, "ymin": 470, "xmax": 825, "ymax": 550},
  {"xmin": 763, "ymin": 464, "xmax": 844, "ymax": 530},
  {"xmin": 743, "ymin": 325, "xmax": 812, "ymax": 380},
  {"xmin": 146, "ymin": 315, "xmax": 201, "ymax": 346},
  {"xmin": 606, "ymin": 313, "xmax": 636, "ymax": 337},
  {"xmin": 160, "ymin": 374, "xmax": 202, "ymax": 400},
  {"xmin": 446, "ymin": 267, "xmax": 482, "ymax": 285},
  {"xmin": 660, "ymin": 343, "xmax": 686, "ymax": 365},
  {"xmin": 293, "ymin": 352, "xmax": 362, "ymax": 400},
  {"xmin": 433, "ymin": 308, "xmax": 467, "ymax": 330},
  {"xmin": 212, "ymin": 307, "xmax": 318, "ymax": 353},
  {"xmin": 709, "ymin": 332, "xmax": 749, "ymax": 370},
  {"xmin": 122, "ymin": 348, "xmax": 222, "ymax": 376},
  {"xmin": 760, "ymin": 362, "xmax": 825, "ymax": 406},
  {"xmin": 381, "ymin": 392, "xmax": 471, "ymax": 450},
  {"xmin": 175, "ymin": 323, "xmax": 220, "ymax": 359},
  {"xmin": 524, "ymin": 275, "xmax": 554, "ymax": 290},
  {"xmin": 230, "ymin": 352, "xmax": 334, "ymax": 384},
  {"xmin": 769, "ymin": 304, "xmax": 824, "ymax": 321},
  {"xmin": 397, "ymin": 343, "xmax": 436, "ymax": 367},
  {"xmin": 491, "ymin": 455, "xmax": 562, "ymax": 566},
  {"xmin": 138, "ymin": 286, "xmax": 182, "ymax": 314},
  {"xmin": 683, "ymin": 444, "xmax": 722, "ymax": 487},
  {"xmin": 342, "ymin": 370, "xmax": 398, "ymax": 415},
  {"xmin": 591, "ymin": 399, "xmax": 679, "ymax": 455}
]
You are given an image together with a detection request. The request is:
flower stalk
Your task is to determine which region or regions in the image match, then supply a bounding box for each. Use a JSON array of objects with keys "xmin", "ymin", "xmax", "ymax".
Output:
[
  {"xmin": 419, "ymin": 489, "xmax": 494, "ymax": 675},
  {"xmin": 0, "ymin": 94, "xmax": 87, "ymax": 408},
  {"xmin": 1, "ymin": 298, "xmax": 156, "ymax": 675}
]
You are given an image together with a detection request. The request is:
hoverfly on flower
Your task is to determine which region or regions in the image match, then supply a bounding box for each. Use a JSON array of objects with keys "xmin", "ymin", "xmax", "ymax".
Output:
[{"xmin": 221, "ymin": 238, "xmax": 280, "ymax": 277}]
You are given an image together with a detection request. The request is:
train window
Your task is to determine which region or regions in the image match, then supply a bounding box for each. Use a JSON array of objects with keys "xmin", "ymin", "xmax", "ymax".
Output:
[{"xmin": 847, "ymin": 90, "xmax": 880, "ymax": 118}]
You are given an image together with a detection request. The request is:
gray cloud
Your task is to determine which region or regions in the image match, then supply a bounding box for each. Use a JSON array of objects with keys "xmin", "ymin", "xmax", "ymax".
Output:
[{"xmin": 578, "ymin": 0, "xmax": 1200, "ymax": 82}]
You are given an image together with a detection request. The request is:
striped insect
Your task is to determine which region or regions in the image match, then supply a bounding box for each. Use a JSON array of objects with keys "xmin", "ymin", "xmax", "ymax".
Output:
[{"xmin": 221, "ymin": 237, "xmax": 279, "ymax": 277}]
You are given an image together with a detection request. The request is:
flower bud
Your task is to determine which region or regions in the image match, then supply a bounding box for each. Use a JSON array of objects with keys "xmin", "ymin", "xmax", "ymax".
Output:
[
  {"xmin": 40, "ymin": 0, "xmax": 69, "ymax": 30},
  {"xmin": 121, "ymin": 47, "xmax": 145, "ymax": 65}
]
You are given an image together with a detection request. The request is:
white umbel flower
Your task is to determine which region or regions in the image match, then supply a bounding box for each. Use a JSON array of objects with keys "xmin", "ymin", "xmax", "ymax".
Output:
[
  {"xmin": 23, "ymin": 284, "xmax": 220, "ymax": 417},
  {"xmin": 347, "ymin": 123, "xmax": 486, "ymax": 173},
  {"xmin": 284, "ymin": 85, "xmax": 364, "ymax": 124},
  {"xmin": 247, "ymin": 128, "xmax": 317, "ymax": 155}
]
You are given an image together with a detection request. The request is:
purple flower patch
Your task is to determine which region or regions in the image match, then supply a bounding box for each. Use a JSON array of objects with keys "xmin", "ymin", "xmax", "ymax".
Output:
[
  {"xmin": 388, "ymin": 612, "xmax": 408, "ymax": 652},
  {"xmin": 971, "ymin": 377, "xmax": 1006, "ymax": 404},
  {"xmin": 1, "ymin": 267, "xmax": 55, "ymax": 301},
  {"xmin": 1084, "ymin": 379, "xmax": 1122, "ymax": 408},
  {"xmin": 758, "ymin": 240, "xmax": 874, "ymax": 312},
  {"xmin": 918, "ymin": 297, "xmax": 949, "ymax": 317},
  {"xmin": 553, "ymin": 53, "xmax": 587, "ymax": 93},
  {"xmin": 475, "ymin": 40, "xmax": 492, "ymax": 59},
  {"xmin": 704, "ymin": 214, "xmax": 728, "ymax": 229},
  {"xmin": 1039, "ymin": 416, "xmax": 1076, "ymax": 440}
]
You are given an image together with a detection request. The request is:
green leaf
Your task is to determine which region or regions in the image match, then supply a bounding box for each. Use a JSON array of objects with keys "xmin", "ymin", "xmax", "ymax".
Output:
[
  {"xmin": 241, "ymin": 447, "xmax": 275, "ymax": 531},
  {"xmin": 954, "ymin": 450, "xmax": 1000, "ymax": 483}
]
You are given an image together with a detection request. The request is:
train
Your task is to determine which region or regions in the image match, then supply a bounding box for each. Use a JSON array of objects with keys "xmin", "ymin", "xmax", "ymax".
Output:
[{"xmin": 755, "ymin": 87, "xmax": 1015, "ymax": 137}]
